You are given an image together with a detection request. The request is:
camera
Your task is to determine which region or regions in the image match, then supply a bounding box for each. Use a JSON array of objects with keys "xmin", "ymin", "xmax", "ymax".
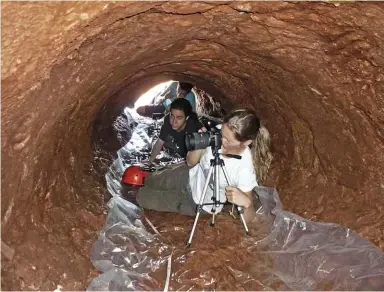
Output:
[{"xmin": 185, "ymin": 129, "xmax": 222, "ymax": 151}]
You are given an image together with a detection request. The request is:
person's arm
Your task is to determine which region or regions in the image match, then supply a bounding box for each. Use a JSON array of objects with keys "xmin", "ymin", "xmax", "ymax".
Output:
[
  {"xmin": 153, "ymin": 115, "xmax": 169, "ymax": 162},
  {"xmin": 149, "ymin": 138, "xmax": 165, "ymax": 163},
  {"xmin": 225, "ymin": 187, "xmax": 255, "ymax": 223},
  {"xmin": 225, "ymin": 165, "xmax": 258, "ymax": 223},
  {"xmin": 186, "ymin": 148, "xmax": 206, "ymax": 167},
  {"xmin": 160, "ymin": 92, "xmax": 172, "ymax": 106}
]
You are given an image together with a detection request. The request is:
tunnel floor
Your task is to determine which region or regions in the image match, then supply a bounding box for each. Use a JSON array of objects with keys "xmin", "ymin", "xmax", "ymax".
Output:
[
  {"xmin": 2, "ymin": 105, "xmax": 383, "ymax": 291},
  {"xmin": 87, "ymin": 109, "xmax": 384, "ymax": 291},
  {"xmin": 1, "ymin": 189, "xmax": 107, "ymax": 290}
]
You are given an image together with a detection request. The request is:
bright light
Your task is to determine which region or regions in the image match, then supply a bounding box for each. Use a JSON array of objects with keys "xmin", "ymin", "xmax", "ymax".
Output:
[{"xmin": 134, "ymin": 80, "xmax": 174, "ymax": 109}]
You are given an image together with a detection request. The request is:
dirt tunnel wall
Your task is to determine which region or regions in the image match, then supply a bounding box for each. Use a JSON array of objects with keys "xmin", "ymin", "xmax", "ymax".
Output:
[{"xmin": 1, "ymin": 1, "xmax": 384, "ymax": 290}]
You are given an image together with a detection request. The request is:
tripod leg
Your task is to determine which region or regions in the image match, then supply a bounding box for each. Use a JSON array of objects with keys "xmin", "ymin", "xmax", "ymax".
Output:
[
  {"xmin": 236, "ymin": 206, "xmax": 250, "ymax": 235},
  {"xmin": 221, "ymin": 165, "xmax": 250, "ymax": 235},
  {"xmin": 210, "ymin": 163, "xmax": 220, "ymax": 227},
  {"xmin": 187, "ymin": 166, "xmax": 214, "ymax": 247},
  {"xmin": 187, "ymin": 211, "xmax": 201, "ymax": 248}
]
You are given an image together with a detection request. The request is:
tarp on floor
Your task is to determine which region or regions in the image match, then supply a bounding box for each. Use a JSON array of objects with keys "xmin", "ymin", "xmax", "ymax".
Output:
[{"xmin": 88, "ymin": 108, "xmax": 384, "ymax": 291}]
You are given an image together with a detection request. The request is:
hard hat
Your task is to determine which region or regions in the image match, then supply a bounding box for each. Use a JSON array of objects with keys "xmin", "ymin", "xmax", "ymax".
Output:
[{"xmin": 121, "ymin": 165, "xmax": 151, "ymax": 186}]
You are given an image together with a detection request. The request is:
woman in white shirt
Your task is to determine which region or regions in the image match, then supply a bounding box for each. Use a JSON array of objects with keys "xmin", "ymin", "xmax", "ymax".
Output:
[{"xmin": 137, "ymin": 109, "xmax": 273, "ymax": 223}]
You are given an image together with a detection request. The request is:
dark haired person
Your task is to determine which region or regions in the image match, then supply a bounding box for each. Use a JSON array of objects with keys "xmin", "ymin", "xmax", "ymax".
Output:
[
  {"xmin": 177, "ymin": 82, "xmax": 196, "ymax": 110},
  {"xmin": 162, "ymin": 82, "xmax": 196, "ymax": 111},
  {"xmin": 138, "ymin": 109, "xmax": 273, "ymax": 223},
  {"xmin": 148, "ymin": 98, "xmax": 202, "ymax": 163}
]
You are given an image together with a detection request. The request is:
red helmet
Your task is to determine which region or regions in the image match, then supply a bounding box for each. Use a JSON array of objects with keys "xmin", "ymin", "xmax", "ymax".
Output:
[{"xmin": 121, "ymin": 165, "xmax": 150, "ymax": 186}]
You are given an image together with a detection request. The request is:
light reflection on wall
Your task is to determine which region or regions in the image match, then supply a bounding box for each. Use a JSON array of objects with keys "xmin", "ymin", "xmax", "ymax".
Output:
[{"xmin": 133, "ymin": 80, "xmax": 174, "ymax": 109}]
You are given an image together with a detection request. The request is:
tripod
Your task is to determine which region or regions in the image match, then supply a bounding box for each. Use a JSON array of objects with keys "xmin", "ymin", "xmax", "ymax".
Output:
[{"xmin": 187, "ymin": 147, "xmax": 250, "ymax": 247}]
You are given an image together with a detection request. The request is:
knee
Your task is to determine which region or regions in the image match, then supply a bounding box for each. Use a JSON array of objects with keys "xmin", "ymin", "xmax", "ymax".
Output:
[
  {"xmin": 142, "ymin": 173, "xmax": 157, "ymax": 188},
  {"xmin": 136, "ymin": 106, "xmax": 146, "ymax": 116},
  {"xmin": 136, "ymin": 188, "xmax": 148, "ymax": 208}
]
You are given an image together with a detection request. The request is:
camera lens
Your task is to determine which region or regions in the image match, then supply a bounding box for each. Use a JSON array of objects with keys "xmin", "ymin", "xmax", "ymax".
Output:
[{"xmin": 185, "ymin": 132, "xmax": 211, "ymax": 151}]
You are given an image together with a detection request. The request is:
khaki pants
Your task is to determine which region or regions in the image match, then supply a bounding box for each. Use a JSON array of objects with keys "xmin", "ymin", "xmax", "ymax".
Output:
[{"xmin": 136, "ymin": 163, "xmax": 197, "ymax": 216}]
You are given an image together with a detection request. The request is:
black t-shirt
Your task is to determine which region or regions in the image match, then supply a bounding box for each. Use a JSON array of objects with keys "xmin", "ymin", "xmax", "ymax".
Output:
[{"xmin": 159, "ymin": 114, "xmax": 201, "ymax": 158}]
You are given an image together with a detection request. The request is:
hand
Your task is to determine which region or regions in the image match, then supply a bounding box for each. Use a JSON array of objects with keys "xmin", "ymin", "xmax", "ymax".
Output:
[
  {"xmin": 198, "ymin": 127, "xmax": 207, "ymax": 133},
  {"xmin": 225, "ymin": 186, "xmax": 252, "ymax": 208},
  {"xmin": 144, "ymin": 160, "xmax": 157, "ymax": 167}
]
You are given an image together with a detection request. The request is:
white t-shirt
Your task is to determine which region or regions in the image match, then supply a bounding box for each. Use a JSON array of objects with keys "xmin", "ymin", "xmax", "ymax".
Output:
[{"xmin": 189, "ymin": 146, "xmax": 258, "ymax": 214}]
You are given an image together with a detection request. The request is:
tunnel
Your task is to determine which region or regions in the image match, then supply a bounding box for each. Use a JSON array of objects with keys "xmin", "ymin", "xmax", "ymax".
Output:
[{"xmin": 2, "ymin": 1, "xmax": 384, "ymax": 290}]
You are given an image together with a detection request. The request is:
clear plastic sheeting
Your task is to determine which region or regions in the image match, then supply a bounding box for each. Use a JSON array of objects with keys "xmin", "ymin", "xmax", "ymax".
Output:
[
  {"xmin": 89, "ymin": 186, "xmax": 384, "ymax": 290},
  {"xmin": 91, "ymin": 109, "xmax": 384, "ymax": 290},
  {"xmin": 88, "ymin": 197, "xmax": 171, "ymax": 291},
  {"xmin": 105, "ymin": 122, "xmax": 152, "ymax": 200},
  {"xmin": 105, "ymin": 108, "xmax": 183, "ymax": 200},
  {"xmin": 252, "ymin": 188, "xmax": 384, "ymax": 290}
]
